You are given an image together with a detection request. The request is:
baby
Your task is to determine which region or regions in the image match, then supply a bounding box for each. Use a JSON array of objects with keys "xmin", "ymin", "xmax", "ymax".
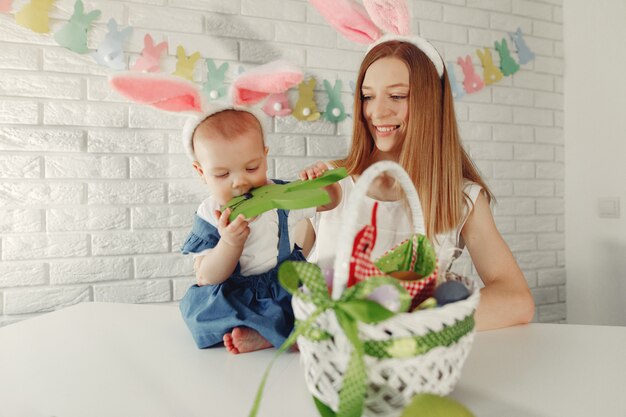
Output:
[{"xmin": 179, "ymin": 108, "xmax": 341, "ymax": 354}]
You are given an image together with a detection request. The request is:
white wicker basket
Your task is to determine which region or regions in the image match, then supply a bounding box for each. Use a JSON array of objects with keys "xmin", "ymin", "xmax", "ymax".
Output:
[{"xmin": 293, "ymin": 161, "xmax": 480, "ymax": 417}]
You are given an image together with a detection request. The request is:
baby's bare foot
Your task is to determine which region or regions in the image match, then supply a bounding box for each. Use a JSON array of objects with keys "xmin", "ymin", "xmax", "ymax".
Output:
[
  {"xmin": 229, "ymin": 327, "xmax": 271, "ymax": 354},
  {"xmin": 223, "ymin": 332, "xmax": 239, "ymax": 354}
]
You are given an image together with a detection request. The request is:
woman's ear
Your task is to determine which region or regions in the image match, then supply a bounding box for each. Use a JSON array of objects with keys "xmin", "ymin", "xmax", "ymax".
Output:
[{"xmin": 264, "ymin": 146, "xmax": 269, "ymax": 156}]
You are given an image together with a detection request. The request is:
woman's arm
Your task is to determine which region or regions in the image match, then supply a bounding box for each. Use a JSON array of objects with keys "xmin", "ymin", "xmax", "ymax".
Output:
[{"xmin": 461, "ymin": 192, "xmax": 535, "ymax": 330}]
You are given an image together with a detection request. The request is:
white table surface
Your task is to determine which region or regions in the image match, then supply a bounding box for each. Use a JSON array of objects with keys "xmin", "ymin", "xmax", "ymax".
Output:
[{"xmin": 0, "ymin": 302, "xmax": 624, "ymax": 417}]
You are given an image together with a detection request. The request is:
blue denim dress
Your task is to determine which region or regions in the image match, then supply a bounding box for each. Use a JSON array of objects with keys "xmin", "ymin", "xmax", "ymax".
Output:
[{"xmin": 179, "ymin": 208, "xmax": 305, "ymax": 349}]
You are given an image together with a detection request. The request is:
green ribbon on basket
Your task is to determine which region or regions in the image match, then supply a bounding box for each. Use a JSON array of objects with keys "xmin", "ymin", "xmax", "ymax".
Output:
[{"xmin": 248, "ymin": 261, "xmax": 411, "ymax": 417}]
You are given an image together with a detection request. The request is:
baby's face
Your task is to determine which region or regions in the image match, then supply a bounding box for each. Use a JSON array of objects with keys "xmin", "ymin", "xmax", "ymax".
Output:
[{"xmin": 193, "ymin": 128, "xmax": 269, "ymax": 206}]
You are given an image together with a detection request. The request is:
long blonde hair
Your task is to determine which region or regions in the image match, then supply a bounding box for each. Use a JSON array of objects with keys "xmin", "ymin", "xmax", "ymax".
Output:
[{"xmin": 335, "ymin": 41, "xmax": 492, "ymax": 238}]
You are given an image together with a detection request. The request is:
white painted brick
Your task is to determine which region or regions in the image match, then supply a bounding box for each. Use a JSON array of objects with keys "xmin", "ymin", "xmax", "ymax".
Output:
[
  {"xmin": 129, "ymin": 155, "xmax": 168, "ymax": 179},
  {"xmin": 88, "ymin": 130, "xmax": 165, "ymax": 154},
  {"xmin": 267, "ymin": 135, "xmax": 306, "ymax": 156},
  {"xmin": 522, "ymin": 36, "xmax": 554, "ymax": 57},
  {"xmin": 275, "ymin": 116, "xmax": 335, "ymax": 135},
  {"xmin": 488, "ymin": 179, "xmax": 514, "ymax": 196},
  {"xmin": 51, "ymin": 0, "xmax": 124, "ymax": 21},
  {"xmin": 558, "ymin": 285, "xmax": 565, "ymax": 302},
  {"xmin": 516, "ymin": 216, "xmax": 556, "ymax": 233},
  {"xmin": 420, "ymin": 21, "xmax": 468, "ymax": 44},
  {"xmin": 538, "ymin": 302, "xmax": 565, "ymax": 322},
  {"xmin": 513, "ymin": 0, "xmax": 553, "ymax": 20},
  {"xmin": 241, "ymin": 0, "xmax": 306, "ymax": 21},
  {"xmin": 305, "ymin": 3, "xmax": 328, "ymax": 25},
  {"xmin": 492, "ymin": 125, "xmax": 534, "ymax": 142},
  {"xmin": 4, "ymin": 286, "xmax": 90, "ymax": 315},
  {"xmin": 524, "ymin": 271, "xmax": 538, "ymax": 288},
  {"xmin": 459, "ymin": 88, "xmax": 492, "ymax": 103},
  {"xmin": 534, "ymin": 91, "xmax": 563, "ymax": 110},
  {"xmin": 169, "ymin": 0, "xmax": 240, "ymax": 13},
  {"xmin": 0, "ymin": 127, "xmax": 83, "ymax": 152},
  {"xmin": 168, "ymin": 180, "xmax": 207, "ymax": 204},
  {"xmin": 554, "ymin": 41, "xmax": 563, "ymax": 58},
  {"xmin": 538, "ymin": 233, "xmax": 564, "ymax": 250},
  {"xmin": 554, "ymin": 76, "xmax": 563, "ymax": 93},
  {"xmin": 493, "ymin": 161, "xmax": 535, "ymax": 179},
  {"xmin": 275, "ymin": 21, "xmax": 336, "ymax": 48},
  {"xmin": 0, "ymin": 14, "xmax": 56, "ymax": 45},
  {"xmin": 306, "ymin": 136, "xmax": 349, "ymax": 157},
  {"xmin": 538, "ymin": 268, "xmax": 565, "ymax": 287},
  {"xmin": 0, "ymin": 209, "xmax": 43, "ymax": 233},
  {"xmin": 556, "ymin": 215, "xmax": 564, "ymax": 233},
  {"xmin": 535, "ymin": 127, "xmax": 562, "ymax": 144},
  {"xmin": 167, "ymin": 34, "xmax": 238, "ymax": 62},
  {"xmin": 87, "ymin": 76, "xmax": 128, "ymax": 102},
  {"xmin": 0, "ymin": 100, "xmax": 38, "ymax": 124},
  {"xmin": 43, "ymin": 47, "xmax": 108, "ymax": 76},
  {"xmin": 171, "ymin": 229, "xmax": 190, "ymax": 253},
  {"xmin": 502, "ymin": 233, "xmax": 536, "ymax": 251},
  {"xmin": 45, "ymin": 155, "xmax": 127, "ymax": 179},
  {"xmin": 516, "ymin": 251, "xmax": 556, "ymax": 269},
  {"xmin": 467, "ymin": 27, "xmax": 506, "ymax": 49},
  {"xmin": 132, "ymin": 206, "xmax": 195, "ymax": 229},
  {"xmin": 536, "ymin": 162, "xmax": 563, "ymax": 179},
  {"xmin": 469, "ymin": 142, "xmax": 513, "ymax": 160},
  {"xmin": 135, "ymin": 254, "xmax": 193, "ymax": 279},
  {"xmin": 0, "ymin": 155, "xmax": 40, "ymax": 179},
  {"xmin": 552, "ymin": 6, "xmax": 563, "ymax": 22},
  {"xmin": 127, "ymin": 5, "xmax": 203, "ymax": 32},
  {"xmin": 490, "ymin": 13, "xmax": 532, "ymax": 34},
  {"xmin": 47, "ymin": 207, "xmax": 128, "ymax": 232},
  {"xmin": 467, "ymin": 0, "xmax": 511, "ymax": 13},
  {"xmin": 413, "ymin": 1, "xmax": 444, "ymax": 21},
  {"xmin": 514, "ymin": 144, "xmax": 554, "ymax": 161},
  {"xmin": 513, "ymin": 107, "xmax": 553, "ymax": 126},
  {"xmin": 443, "ymin": 5, "xmax": 490, "ymax": 28},
  {"xmin": 453, "ymin": 102, "xmax": 469, "ymax": 121},
  {"xmin": 494, "ymin": 215, "xmax": 516, "ymax": 233},
  {"xmin": 275, "ymin": 157, "xmax": 322, "ymax": 180},
  {"xmin": 533, "ymin": 56, "xmax": 563, "ymax": 76},
  {"xmin": 206, "ymin": 15, "xmax": 274, "ymax": 41},
  {"xmin": 513, "ymin": 180, "xmax": 554, "ymax": 197},
  {"xmin": 0, "ymin": 182, "xmax": 83, "ymax": 205},
  {"xmin": 306, "ymin": 47, "xmax": 363, "ymax": 71},
  {"xmin": 0, "ymin": 43, "xmax": 40, "ymax": 70},
  {"xmin": 555, "ymin": 180, "xmax": 563, "ymax": 197},
  {"xmin": 0, "ymin": 262, "xmax": 46, "ymax": 288},
  {"xmin": 92, "ymin": 231, "xmax": 169, "ymax": 256},
  {"xmin": 129, "ymin": 105, "xmax": 188, "ymax": 129},
  {"xmin": 553, "ymin": 145, "xmax": 563, "ymax": 163},
  {"xmin": 88, "ymin": 182, "xmax": 164, "ymax": 205},
  {"xmin": 173, "ymin": 277, "xmax": 196, "ymax": 300},
  {"xmin": 93, "ymin": 280, "xmax": 171, "ymax": 303},
  {"xmin": 166, "ymin": 131, "xmax": 188, "ymax": 155},
  {"xmin": 536, "ymin": 198, "xmax": 563, "ymax": 215},
  {"xmin": 43, "ymin": 102, "xmax": 127, "ymax": 127},
  {"xmin": 533, "ymin": 20, "xmax": 562, "ymax": 40},
  {"xmin": 50, "ymin": 258, "xmax": 131, "ymax": 285},
  {"xmin": 513, "ymin": 71, "xmax": 553, "ymax": 91},
  {"xmin": 494, "ymin": 197, "xmax": 535, "ymax": 216},
  {"xmin": 474, "ymin": 161, "xmax": 492, "ymax": 178},
  {"xmin": 1, "ymin": 72, "xmax": 83, "ymax": 99},
  {"xmin": 492, "ymin": 87, "xmax": 534, "ymax": 106},
  {"xmin": 458, "ymin": 122, "xmax": 492, "ymax": 142},
  {"xmin": 469, "ymin": 104, "xmax": 513, "ymax": 123},
  {"xmin": 3, "ymin": 234, "xmax": 88, "ymax": 261},
  {"xmin": 556, "ymin": 250, "xmax": 565, "ymax": 267},
  {"xmin": 531, "ymin": 286, "xmax": 558, "ymax": 305},
  {"xmin": 554, "ymin": 111, "xmax": 563, "ymax": 128}
]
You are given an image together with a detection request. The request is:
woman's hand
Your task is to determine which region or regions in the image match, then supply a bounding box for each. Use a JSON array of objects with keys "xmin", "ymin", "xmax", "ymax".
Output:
[
  {"xmin": 214, "ymin": 208, "xmax": 250, "ymax": 248},
  {"xmin": 299, "ymin": 161, "xmax": 329, "ymax": 180}
]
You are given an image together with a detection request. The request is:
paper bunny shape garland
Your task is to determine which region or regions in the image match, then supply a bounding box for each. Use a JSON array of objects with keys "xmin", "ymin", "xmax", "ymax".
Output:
[
  {"xmin": 15, "ymin": 0, "xmax": 54, "ymax": 33},
  {"xmin": 510, "ymin": 28, "xmax": 535, "ymax": 65},
  {"xmin": 293, "ymin": 78, "xmax": 321, "ymax": 122},
  {"xmin": 172, "ymin": 46, "xmax": 201, "ymax": 80},
  {"xmin": 202, "ymin": 59, "xmax": 229, "ymax": 101},
  {"xmin": 0, "ymin": 0, "xmax": 13, "ymax": 13},
  {"xmin": 131, "ymin": 34, "xmax": 168, "ymax": 73},
  {"xmin": 476, "ymin": 47, "xmax": 503, "ymax": 85},
  {"xmin": 91, "ymin": 18, "xmax": 132, "ymax": 70},
  {"xmin": 323, "ymin": 79, "xmax": 347, "ymax": 123},
  {"xmin": 495, "ymin": 38, "xmax": 520, "ymax": 76},
  {"xmin": 457, "ymin": 55, "xmax": 484, "ymax": 94},
  {"xmin": 53, "ymin": 0, "xmax": 101, "ymax": 54},
  {"xmin": 109, "ymin": 60, "xmax": 304, "ymax": 161}
]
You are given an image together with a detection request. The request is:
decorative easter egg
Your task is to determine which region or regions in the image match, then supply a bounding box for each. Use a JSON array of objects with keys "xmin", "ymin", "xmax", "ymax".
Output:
[{"xmin": 434, "ymin": 281, "xmax": 469, "ymax": 306}]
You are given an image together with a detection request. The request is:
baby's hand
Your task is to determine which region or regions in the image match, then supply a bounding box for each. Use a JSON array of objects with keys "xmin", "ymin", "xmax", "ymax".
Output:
[
  {"xmin": 215, "ymin": 208, "xmax": 250, "ymax": 248},
  {"xmin": 299, "ymin": 161, "xmax": 328, "ymax": 180}
]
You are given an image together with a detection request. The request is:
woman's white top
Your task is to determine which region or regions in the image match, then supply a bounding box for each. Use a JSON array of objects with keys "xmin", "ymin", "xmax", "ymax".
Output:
[{"xmin": 308, "ymin": 175, "xmax": 483, "ymax": 274}]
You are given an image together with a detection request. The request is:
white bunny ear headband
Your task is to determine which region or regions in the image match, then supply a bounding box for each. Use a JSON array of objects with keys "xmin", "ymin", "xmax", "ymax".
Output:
[
  {"xmin": 108, "ymin": 60, "xmax": 304, "ymax": 160},
  {"xmin": 309, "ymin": 0, "xmax": 444, "ymax": 78}
]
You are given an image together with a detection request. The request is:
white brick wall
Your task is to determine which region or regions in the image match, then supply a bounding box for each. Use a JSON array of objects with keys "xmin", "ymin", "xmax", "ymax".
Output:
[{"xmin": 0, "ymin": 0, "xmax": 565, "ymax": 325}]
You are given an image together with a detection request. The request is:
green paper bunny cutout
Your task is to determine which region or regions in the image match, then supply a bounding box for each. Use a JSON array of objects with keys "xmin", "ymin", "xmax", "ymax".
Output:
[
  {"xmin": 323, "ymin": 79, "xmax": 347, "ymax": 123},
  {"xmin": 494, "ymin": 38, "xmax": 520, "ymax": 76},
  {"xmin": 15, "ymin": 0, "xmax": 55, "ymax": 33},
  {"xmin": 172, "ymin": 45, "xmax": 201, "ymax": 81},
  {"xmin": 476, "ymin": 47, "xmax": 503, "ymax": 85},
  {"xmin": 202, "ymin": 58, "xmax": 229, "ymax": 101},
  {"xmin": 293, "ymin": 78, "xmax": 321, "ymax": 122},
  {"xmin": 222, "ymin": 168, "xmax": 347, "ymax": 221},
  {"xmin": 53, "ymin": 0, "xmax": 101, "ymax": 54}
]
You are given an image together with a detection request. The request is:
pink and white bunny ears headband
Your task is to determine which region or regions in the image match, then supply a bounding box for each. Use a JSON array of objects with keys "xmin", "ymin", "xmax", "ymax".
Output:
[
  {"xmin": 309, "ymin": 0, "xmax": 444, "ymax": 78},
  {"xmin": 108, "ymin": 60, "xmax": 304, "ymax": 160}
]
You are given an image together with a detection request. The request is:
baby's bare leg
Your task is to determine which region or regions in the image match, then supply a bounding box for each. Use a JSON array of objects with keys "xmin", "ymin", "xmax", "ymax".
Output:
[{"xmin": 225, "ymin": 327, "xmax": 272, "ymax": 354}]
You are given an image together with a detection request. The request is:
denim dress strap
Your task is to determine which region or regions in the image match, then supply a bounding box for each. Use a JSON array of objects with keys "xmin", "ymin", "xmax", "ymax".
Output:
[{"xmin": 276, "ymin": 208, "xmax": 292, "ymax": 264}]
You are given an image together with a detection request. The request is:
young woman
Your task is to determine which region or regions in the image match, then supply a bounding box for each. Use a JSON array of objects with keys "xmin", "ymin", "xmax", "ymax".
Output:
[{"xmin": 299, "ymin": 39, "xmax": 534, "ymax": 331}]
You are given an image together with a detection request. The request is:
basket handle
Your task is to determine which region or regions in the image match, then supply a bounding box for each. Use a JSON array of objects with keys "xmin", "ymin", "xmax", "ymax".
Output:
[{"xmin": 331, "ymin": 161, "xmax": 426, "ymax": 299}]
